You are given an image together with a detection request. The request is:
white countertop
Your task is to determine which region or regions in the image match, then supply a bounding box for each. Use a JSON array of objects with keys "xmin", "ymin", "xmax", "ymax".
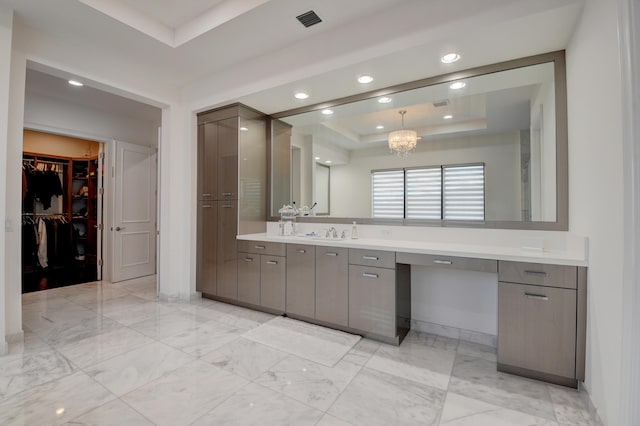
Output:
[{"xmin": 237, "ymin": 233, "xmax": 588, "ymax": 267}]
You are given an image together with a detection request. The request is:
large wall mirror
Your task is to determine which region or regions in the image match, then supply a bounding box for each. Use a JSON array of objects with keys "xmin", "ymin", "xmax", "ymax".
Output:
[{"xmin": 270, "ymin": 51, "xmax": 567, "ymax": 230}]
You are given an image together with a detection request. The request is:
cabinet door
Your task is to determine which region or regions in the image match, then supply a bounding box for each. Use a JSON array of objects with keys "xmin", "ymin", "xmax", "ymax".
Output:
[
  {"xmin": 217, "ymin": 117, "xmax": 238, "ymax": 200},
  {"xmin": 216, "ymin": 201, "xmax": 238, "ymax": 300},
  {"xmin": 196, "ymin": 201, "xmax": 217, "ymax": 295},
  {"xmin": 286, "ymin": 244, "xmax": 316, "ymax": 318},
  {"xmin": 198, "ymin": 123, "xmax": 218, "ymax": 200},
  {"xmin": 349, "ymin": 265, "xmax": 396, "ymax": 338},
  {"xmin": 498, "ymin": 282, "xmax": 576, "ymax": 378},
  {"xmin": 315, "ymin": 246, "xmax": 348, "ymax": 327},
  {"xmin": 237, "ymin": 252, "xmax": 260, "ymax": 305},
  {"xmin": 261, "ymin": 255, "xmax": 286, "ymax": 311}
]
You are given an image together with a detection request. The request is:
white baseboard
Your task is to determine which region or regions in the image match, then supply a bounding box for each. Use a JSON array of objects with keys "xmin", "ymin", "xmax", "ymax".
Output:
[{"xmin": 410, "ymin": 319, "xmax": 497, "ymax": 347}]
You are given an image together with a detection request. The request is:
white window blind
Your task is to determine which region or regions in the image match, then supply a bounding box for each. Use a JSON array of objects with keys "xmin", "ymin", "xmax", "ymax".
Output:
[
  {"xmin": 443, "ymin": 164, "xmax": 485, "ymax": 221},
  {"xmin": 405, "ymin": 167, "xmax": 442, "ymax": 219},
  {"xmin": 371, "ymin": 169, "xmax": 404, "ymax": 218}
]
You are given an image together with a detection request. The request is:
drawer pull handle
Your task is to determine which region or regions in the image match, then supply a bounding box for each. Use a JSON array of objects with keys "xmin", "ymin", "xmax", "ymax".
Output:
[
  {"xmin": 524, "ymin": 270, "xmax": 548, "ymax": 277},
  {"xmin": 362, "ymin": 255, "xmax": 379, "ymax": 261},
  {"xmin": 255, "ymin": 245, "xmax": 266, "ymax": 250},
  {"xmin": 202, "ymin": 205, "xmax": 213, "ymax": 208},
  {"xmin": 296, "ymin": 249, "xmax": 306, "ymax": 254},
  {"xmin": 266, "ymin": 260, "xmax": 278, "ymax": 265},
  {"xmin": 362, "ymin": 272, "xmax": 379, "ymax": 279},
  {"xmin": 222, "ymin": 205, "xmax": 233, "ymax": 209},
  {"xmin": 325, "ymin": 252, "xmax": 338, "ymax": 257},
  {"xmin": 433, "ymin": 259, "xmax": 452, "ymax": 265},
  {"xmin": 525, "ymin": 293, "xmax": 549, "ymax": 301},
  {"xmin": 222, "ymin": 192, "xmax": 233, "ymax": 196},
  {"xmin": 202, "ymin": 193, "xmax": 213, "ymax": 197},
  {"xmin": 243, "ymin": 257, "xmax": 254, "ymax": 262}
]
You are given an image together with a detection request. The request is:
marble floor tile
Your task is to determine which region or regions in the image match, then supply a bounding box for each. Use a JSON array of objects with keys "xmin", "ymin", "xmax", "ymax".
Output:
[
  {"xmin": 161, "ymin": 320, "xmax": 244, "ymax": 358},
  {"xmin": 456, "ymin": 340, "xmax": 497, "ymax": 363},
  {"xmin": 192, "ymin": 382, "xmax": 324, "ymax": 426},
  {"xmin": 201, "ymin": 337, "xmax": 289, "ymax": 380},
  {"xmin": 101, "ymin": 301, "xmax": 176, "ymax": 326},
  {"xmin": 123, "ymin": 360, "xmax": 249, "ymax": 426},
  {"xmin": 213, "ymin": 306, "xmax": 276, "ymax": 330},
  {"xmin": 22, "ymin": 299, "xmax": 97, "ymax": 332},
  {"xmin": 128, "ymin": 309, "xmax": 213, "ymax": 339},
  {"xmin": 34, "ymin": 315, "xmax": 123, "ymax": 347},
  {"xmin": 7, "ymin": 331, "xmax": 52, "ymax": 356},
  {"xmin": 56, "ymin": 327, "xmax": 155, "ymax": 369},
  {"xmin": 84, "ymin": 294, "xmax": 151, "ymax": 315},
  {"xmin": 243, "ymin": 317, "xmax": 360, "ymax": 367},
  {"xmin": 448, "ymin": 354, "xmax": 556, "ymax": 420},
  {"xmin": 342, "ymin": 338, "xmax": 381, "ymax": 366},
  {"xmin": 64, "ymin": 286, "xmax": 132, "ymax": 307},
  {"xmin": 128, "ymin": 287, "xmax": 159, "ymax": 301},
  {"xmin": 365, "ymin": 340, "xmax": 456, "ymax": 390},
  {"xmin": 64, "ymin": 399, "xmax": 154, "ymax": 425},
  {"xmin": 316, "ymin": 414, "xmax": 355, "ymax": 426},
  {"xmin": 0, "ymin": 349, "xmax": 76, "ymax": 400},
  {"xmin": 403, "ymin": 329, "xmax": 459, "ymax": 351},
  {"xmin": 548, "ymin": 385, "xmax": 597, "ymax": 425},
  {"xmin": 85, "ymin": 341, "xmax": 195, "ymax": 396},
  {"xmin": 0, "ymin": 371, "xmax": 115, "ymax": 425},
  {"xmin": 439, "ymin": 392, "xmax": 558, "ymax": 425},
  {"xmin": 255, "ymin": 355, "xmax": 362, "ymax": 411},
  {"xmin": 328, "ymin": 367, "xmax": 446, "ymax": 426}
]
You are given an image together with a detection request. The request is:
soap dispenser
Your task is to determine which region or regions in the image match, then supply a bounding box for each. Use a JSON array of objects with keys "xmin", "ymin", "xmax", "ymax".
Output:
[{"xmin": 351, "ymin": 221, "xmax": 358, "ymax": 239}]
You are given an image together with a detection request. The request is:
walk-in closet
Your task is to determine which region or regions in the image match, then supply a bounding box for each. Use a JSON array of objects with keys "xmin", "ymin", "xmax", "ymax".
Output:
[{"xmin": 21, "ymin": 130, "xmax": 103, "ymax": 293}]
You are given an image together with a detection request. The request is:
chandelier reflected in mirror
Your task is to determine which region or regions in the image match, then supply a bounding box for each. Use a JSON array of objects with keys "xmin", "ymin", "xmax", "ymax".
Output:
[{"xmin": 388, "ymin": 110, "xmax": 417, "ymax": 156}]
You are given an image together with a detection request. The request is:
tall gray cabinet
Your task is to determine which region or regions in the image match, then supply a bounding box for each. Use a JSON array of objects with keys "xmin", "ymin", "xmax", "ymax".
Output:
[{"xmin": 197, "ymin": 104, "xmax": 267, "ymax": 300}]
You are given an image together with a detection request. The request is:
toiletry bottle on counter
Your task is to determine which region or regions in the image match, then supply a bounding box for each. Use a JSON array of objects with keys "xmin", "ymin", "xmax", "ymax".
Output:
[{"xmin": 351, "ymin": 221, "xmax": 358, "ymax": 239}]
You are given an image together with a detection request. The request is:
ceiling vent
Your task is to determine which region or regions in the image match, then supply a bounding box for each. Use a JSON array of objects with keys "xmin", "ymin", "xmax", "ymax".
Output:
[
  {"xmin": 296, "ymin": 10, "xmax": 322, "ymax": 28},
  {"xmin": 432, "ymin": 99, "xmax": 450, "ymax": 108}
]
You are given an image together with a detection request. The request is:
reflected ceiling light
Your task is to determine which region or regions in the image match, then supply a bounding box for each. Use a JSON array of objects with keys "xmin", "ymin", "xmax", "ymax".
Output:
[
  {"xmin": 388, "ymin": 110, "xmax": 417, "ymax": 157},
  {"xmin": 357, "ymin": 75, "xmax": 374, "ymax": 84},
  {"xmin": 376, "ymin": 125, "xmax": 385, "ymax": 130},
  {"xmin": 441, "ymin": 53, "xmax": 460, "ymax": 63},
  {"xmin": 325, "ymin": 160, "xmax": 332, "ymax": 164},
  {"xmin": 449, "ymin": 81, "xmax": 466, "ymax": 90},
  {"xmin": 56, "ymin": 408, "xmax": 65, "ymax": 416},
  {"xmin": 443, "ymin": 115, "xmax": 453, "ymax": 119},
  {"xmin": 294, "ymin": 91, "xmax": 309, "ymax": 99},
  {"xmin": 321, "ymin": 109, "xmax": 333, "ymax": 115},
  {"xmin": 68, "ymin": 80, "xmax": 83, "ymax": 87},
  {"xmin": 378, "ymin": 96, "xmax": 392, "ymax": 104},
  {"xmin": 240, "ymin": 126, "xmax": 249, "ymax": 131},
  {"xmin": 314, "ymin": 156, "xmax": 321, "ymax": 160}
]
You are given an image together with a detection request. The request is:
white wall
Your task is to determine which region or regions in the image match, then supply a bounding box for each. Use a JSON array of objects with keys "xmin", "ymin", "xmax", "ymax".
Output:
[
  {"xmin": 24, "ymin": 92, "xmax": 160, "ymax": 147},
  {"xmin": 330, "ymin": 132, "xmax": 522, "ymax": 220},
  {"xmin": 566, "ymin": 0, "xmax": 625, "ymax": 423}
]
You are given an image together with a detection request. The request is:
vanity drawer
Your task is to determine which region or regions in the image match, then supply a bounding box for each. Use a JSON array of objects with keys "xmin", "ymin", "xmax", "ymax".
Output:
[
  {"xmin": 396, "ymin": 252, "xmax": 497, "ymax": 273},
  {"xmin": 237, "ymin": 240, "xmax": 286, "ymax": 256},
  {"xmin": 349, "ymin": 249, "xmax": 395, "ymax": 269},
  {"xmin": 498, "ymin": 261, "xmax": 577, "ymax": 289}
]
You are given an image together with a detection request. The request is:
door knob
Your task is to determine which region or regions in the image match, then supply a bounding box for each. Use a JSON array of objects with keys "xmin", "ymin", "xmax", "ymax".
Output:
[{"xmin": 115, "ymin": 226, "xmax": 125, "ymax": 231}]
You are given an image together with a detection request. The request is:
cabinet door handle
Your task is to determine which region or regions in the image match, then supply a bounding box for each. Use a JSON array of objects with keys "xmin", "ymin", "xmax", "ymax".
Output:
[
  {"xmin": 525, "ymin": 293, "xmax": 549, "ymax": 301},
  {"xmin": 202, "ymin": 205, "xmax": 213, "ymax": 208},
  {"xmin": 266, "ymin": 260, "xmax": 278, "ymax": 265},
  {"xmin": 243, "ymin": 257, "xmax": 254, "ymax": 262},
  {"xmin": 222, "ymin": 192, "xmax": 233, "ymax": 196},
  {"xmin": 325, "ymin": 252, "xmax": 338, "ymax": 257},
  {"xmin": 202, "ymin": 193, "xmax": 213, "ymax": 197},
  {"xmin": 222, "ymin": 205, "xmax": 233, "ymax": 209},
  {"xmin": 524, "ymin": 270, "xmax": 548, "ymax": 277},
  {"xmin": 362, "ymin": 255, "xmax": 379, "ymax": 261},
  {"xmin": 296, "ymin": 249, "xmax": 306, "ymax": 254},
  {"xmin": 433, "ymin": 259, "xmax": 452, "ymax": 265},
  {"xmin": 254, "ymin": 245, "xmax": 266, "ymax": 250},
  {"xmin": 362, "ymin": 272, "xmax": 379, "ymax": 279}
]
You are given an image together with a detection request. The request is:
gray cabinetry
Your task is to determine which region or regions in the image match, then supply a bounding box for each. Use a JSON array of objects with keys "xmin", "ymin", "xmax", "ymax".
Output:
[
  {"xmin": 315, "ymin": 246, "xmax": 348, "ymax": 327},
  {"xmin": 236, "ymin": 240, "xmax": 286, "ymax": 312},
  {"xmin": 217, "ymin": 117, "xmax": 238, "ymax": 200},
  {"xmin": 237, "ymin": 252, "xmax": 260, "ymax": 305},
  {"xmin": 216, "ymin": 201, "xmax": 238, "ymax": 300},
  {"xmin": 261, "ymin": 255, "xmax": 286, "ymax": 311},
  {"xmin": 197, "ymin": 123, "xmax": 218, "ymax": 201},
  {"xmin": 286, "ymin": 244, "xmax": 316, "ymax": 318},
  {"xmin": 498, "ymin": 261, "xmax": 586, "ymax": 387},
  {"xmin": 196, "ymin": 201, "xmax": 217, "ymax": 295}
]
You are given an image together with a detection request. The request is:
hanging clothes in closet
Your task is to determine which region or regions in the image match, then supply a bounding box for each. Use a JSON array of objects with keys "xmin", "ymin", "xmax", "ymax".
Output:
[
  {"xmin": 22, "ymin": 215, "xmax": 74, "ymax": 271},
  {"xmin": 23, "ymin": 161, "xmax": 64, "ymax": 209}
]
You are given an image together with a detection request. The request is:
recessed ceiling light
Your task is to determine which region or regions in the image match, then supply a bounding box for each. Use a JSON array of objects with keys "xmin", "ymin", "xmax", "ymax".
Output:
[
  {"xmin": 358, "ymin": 75, "xmax": 374, "ymax": 84},
  {"xmin": 443, "ymin": 115, "xmax": 453, "ymax": 119},
  {"xmin": 321, "ymin": 109, "xmax": 333, "ymax": 115},
  {"xmin": 294, "ymin": 92, "xmax": 309, "ymax": 100},
  {"xmin": 325, "ymin": 160, "xmax": 332, "ymax": 164},
  {"xmin": 378, "ymin": 96, "xmax": 392, "ymax": 104},
  {"xmin": 240, "ymin": 126, "xmax": 249, "ymax": 131},
  {"xmin": 315, "ymin": 156, "xmax": 321, "ymax": 160},
  {"xmin": 376, "ymin": 125, "xmax": 385, "ymax": 130},
  {"xmin": 68, "ymin": 80, "xmax": 83, "ymax": 87},
  {"xmin": 441, "ymin": 53, "xmax": 460, "ymax": 64},
  {"xmin": 450, "ymin": 81, "xmax": 466, "ymax": 90}
]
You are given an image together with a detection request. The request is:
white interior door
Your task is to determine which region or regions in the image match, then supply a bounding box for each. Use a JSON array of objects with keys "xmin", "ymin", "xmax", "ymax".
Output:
[{"xmin": 112, "ymin": 141, "xmax": 157, "ymax": 282}]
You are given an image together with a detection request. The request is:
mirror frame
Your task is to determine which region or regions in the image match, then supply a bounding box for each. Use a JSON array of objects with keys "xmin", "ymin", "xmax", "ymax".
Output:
[{"xmin": 268, "ymin": 50, "xmax": 568, "ymax": 231}]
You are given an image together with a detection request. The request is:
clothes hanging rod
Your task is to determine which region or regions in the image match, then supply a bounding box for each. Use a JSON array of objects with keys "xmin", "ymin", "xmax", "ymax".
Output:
[
  {"xmin": 22, "ymin": 212, "xmax": 68, "ymax": 216},
  {"xmin": 23, "ymin": 159, "xmax": 69, "ymax": 166}
]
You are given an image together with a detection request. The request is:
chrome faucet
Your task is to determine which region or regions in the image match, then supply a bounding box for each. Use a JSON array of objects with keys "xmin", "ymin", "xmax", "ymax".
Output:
[{"xmin": 328, "ymin": 227, "xmax": 338, "ymax": 238}]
